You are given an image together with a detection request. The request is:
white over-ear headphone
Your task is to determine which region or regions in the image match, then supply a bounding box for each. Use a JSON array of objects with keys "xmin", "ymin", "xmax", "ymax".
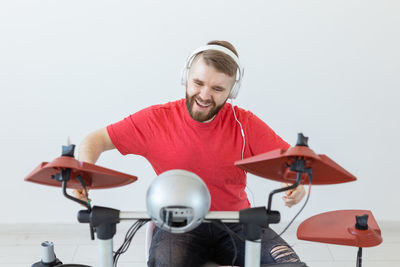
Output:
[{"xmin": 181, "ymin": 45, "xmax": 244, "ymax": 99}]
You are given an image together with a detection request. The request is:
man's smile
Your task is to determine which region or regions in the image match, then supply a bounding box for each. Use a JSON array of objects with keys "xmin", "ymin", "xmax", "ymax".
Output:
[{"xmin": 195, "ymin": 98, "xmax": 212, "ymax": 109}]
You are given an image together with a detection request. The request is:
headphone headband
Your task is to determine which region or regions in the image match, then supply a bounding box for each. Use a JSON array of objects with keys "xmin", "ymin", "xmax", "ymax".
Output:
[{"xmin": 181, "ymin": 44, "xmax": 244, "ymax": 99}]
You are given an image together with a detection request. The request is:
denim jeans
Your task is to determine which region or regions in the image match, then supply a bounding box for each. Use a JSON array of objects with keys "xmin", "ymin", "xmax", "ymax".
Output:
[{"xmin": 147, "ymin": 223, "xmax": 305, "ymax": 267}]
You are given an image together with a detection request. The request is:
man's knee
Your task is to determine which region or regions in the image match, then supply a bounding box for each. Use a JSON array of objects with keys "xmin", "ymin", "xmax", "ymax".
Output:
[{"xmin": 270, "ymin": 245, "xmax": 300, "ymax": 263}]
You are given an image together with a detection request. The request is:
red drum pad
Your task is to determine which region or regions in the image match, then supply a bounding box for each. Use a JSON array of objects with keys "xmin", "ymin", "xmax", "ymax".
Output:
[
  {"xmin": 25, "ymin": 156, "xmax": 137, "ymax": 189},
  {"xmin": 297, "ymin": 210, "xmax": 382, "ymax": 247},
  {"xmin": 235, "ymin": 146, "xmax": 357, "ymax": 185}
]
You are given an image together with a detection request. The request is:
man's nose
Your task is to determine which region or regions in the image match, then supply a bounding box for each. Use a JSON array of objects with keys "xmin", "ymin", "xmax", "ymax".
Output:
[{"xmin": 198, "ymin": 86, "xmax": 212, "ymax": 101}]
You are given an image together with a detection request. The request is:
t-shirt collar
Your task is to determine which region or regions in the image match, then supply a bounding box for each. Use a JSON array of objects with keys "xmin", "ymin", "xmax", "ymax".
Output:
[{"xmin": 183, "ymin": 98, "xmax": 226, "ymax": 129}]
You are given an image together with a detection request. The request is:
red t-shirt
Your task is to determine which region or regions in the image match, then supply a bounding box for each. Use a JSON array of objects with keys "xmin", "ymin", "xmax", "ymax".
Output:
[{"xmin": 107, "ymin": 99, "xmax": 289, "ymax": 211}]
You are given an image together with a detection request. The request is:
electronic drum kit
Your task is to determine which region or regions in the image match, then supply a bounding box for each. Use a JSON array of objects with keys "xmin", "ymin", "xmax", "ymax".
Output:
[{"xmin": 25, "ymin": 133, "xmax": 382, "ymax": 267}]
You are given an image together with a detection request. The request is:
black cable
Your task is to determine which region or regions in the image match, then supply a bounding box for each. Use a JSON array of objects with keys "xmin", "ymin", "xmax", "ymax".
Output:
[
  {"xmin": 207, "ymin": 220, "xmax": 246, "ymax": 243},
  {"xmin": 113, "ymin": 219, "xmax": 149, "ymax": 267},
  {"xmin": 277, "ymin": 181, "xmax": 312, "ymax": 237},
  {"xmin": 222, "ymin": 223, "xmax": 238, "ymax": 267},
  {"xmin": 114, "ymin": 220, "xmax": 148, "ymax": 265},
  {"xmin": 113, "ymin": 221, "xmax": 142, "ymax": 265},
  {"xmin": 265, "ymin": 170, "xmax": 313, "ymax": 242},
  {"xmin": 357, "ymin": 247, "xmax": 362, "ymax": 267},
  {"xmin": 206, "ymin": 220, "xmax": 242, "ymax": 266},
  {"xmin": 207, "ymin": 180, "xmax": 311, "ymax": 266},
  {"xmin": 207, "ymin": 170, "xmax": 313, "ymax": 248}
]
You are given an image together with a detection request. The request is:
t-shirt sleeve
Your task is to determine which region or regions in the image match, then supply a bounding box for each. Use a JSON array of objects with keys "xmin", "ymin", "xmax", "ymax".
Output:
[
  {"xmin": 106, "ymin": 108, "xmax": 154, "ymax": 157},
  {"xmin": 246, "ymin": 112, "xmax": 290, "ymax": 155}
]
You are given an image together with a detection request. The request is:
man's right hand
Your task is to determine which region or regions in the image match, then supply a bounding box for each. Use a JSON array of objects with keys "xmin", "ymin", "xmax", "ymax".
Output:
[
  {"xmin": 72, "ymin": 188, "xmax": 90, "ymax": 202},
  {"xmin": 73, "ymin": 127, "xmax": 115, "ymax": 204}
]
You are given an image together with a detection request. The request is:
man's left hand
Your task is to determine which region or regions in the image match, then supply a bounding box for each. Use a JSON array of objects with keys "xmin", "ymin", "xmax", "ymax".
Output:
[{"xmin": 281, "ymin": 183, "xmax": 306, "ymax": 208}]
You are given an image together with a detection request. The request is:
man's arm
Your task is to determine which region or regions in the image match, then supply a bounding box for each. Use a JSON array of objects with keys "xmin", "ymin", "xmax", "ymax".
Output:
[
  {"xmin": 78, "ymin": 127, "xmax": 115, "ymax": 164},
  {"xmin": 73, "ymin": 127, "xmax": 115, "ymax": 201}
]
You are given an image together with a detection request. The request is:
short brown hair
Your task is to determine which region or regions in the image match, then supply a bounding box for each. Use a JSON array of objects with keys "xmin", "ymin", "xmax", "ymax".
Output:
[{"xmin": 196, "ymin": 40, "xmax": 239, "ymax": 77}]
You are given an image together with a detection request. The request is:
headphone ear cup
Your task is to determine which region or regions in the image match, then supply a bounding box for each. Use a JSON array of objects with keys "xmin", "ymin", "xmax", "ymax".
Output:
[
  {"xmin": 181, "ymin": 67, "xmax": 188, "ymax": 86},
  {"xmin": 229, "ymin": 83, "xmax": 239, "ymax": 99},
  {"xmin": 229, "ymin": 84, "xmax": 236, "ymax": 99}
]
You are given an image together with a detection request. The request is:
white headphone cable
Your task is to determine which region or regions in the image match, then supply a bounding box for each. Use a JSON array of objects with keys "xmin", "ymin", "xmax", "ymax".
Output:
[
  {"xmin": 230, "ymin": 101, "xmax": 245, "ymax": 161},
  {"xmin": 230, "ymin": 100, "xmax": 256, "ymax": 207}
]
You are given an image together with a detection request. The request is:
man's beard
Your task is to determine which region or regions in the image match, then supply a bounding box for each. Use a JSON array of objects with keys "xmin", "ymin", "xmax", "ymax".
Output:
[{"xmin": 186, "ymin": 92, "xmax": 227, "ymax": 122}]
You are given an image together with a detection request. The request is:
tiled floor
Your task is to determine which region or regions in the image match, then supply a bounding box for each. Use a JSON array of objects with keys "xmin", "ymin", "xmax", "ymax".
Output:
[{"xmin": 0, "ymin": 221, "xmax": 398, "ymax": 266}]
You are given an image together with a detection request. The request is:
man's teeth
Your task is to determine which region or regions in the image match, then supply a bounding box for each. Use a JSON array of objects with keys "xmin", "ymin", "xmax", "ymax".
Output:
[{"xmin": 196, "ymin": 100, "xmax": 210, "ymax": 107}]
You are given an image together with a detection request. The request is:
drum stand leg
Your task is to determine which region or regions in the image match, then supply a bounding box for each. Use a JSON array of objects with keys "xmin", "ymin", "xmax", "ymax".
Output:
[
  {"xmin": 245, "ymin": 240, "xmax": 261, "ymax": 267},
  {"xmin": 98, "ymin": 239, "xmax": 113, "ymax": 267},
  {"xmin": 239, "ymin": 168, "xmax": 306, "ymax": 266},
  {"xmin": 240, "ymin": 207, "xmax": 280, "ymax": 267},
  {"xmin": 356, "ymin": 247, "xmax": 362, "ymax": 267},
  {"xmin": 78, "ymin": 206, "xmax": 120, "ymax": 267}
]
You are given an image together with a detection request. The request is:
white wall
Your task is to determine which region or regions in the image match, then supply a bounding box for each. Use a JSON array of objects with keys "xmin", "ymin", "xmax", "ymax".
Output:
[{"xmin": 0, "ymin": 0, "xmax": 399, "ymax": 224}]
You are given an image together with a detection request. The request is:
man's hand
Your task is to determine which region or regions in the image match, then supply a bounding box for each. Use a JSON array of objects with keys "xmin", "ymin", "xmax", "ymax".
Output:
[
  {"xmin": 71, "ymin": 127, "xmax": 115, "ymax": 204},
  {"xmin": 72, "ymin": 188, "xmax": 91, "ymax": 203},
  {"xmin": 281, "ymin": 183, "xmax": 306, "ymax": 208}
]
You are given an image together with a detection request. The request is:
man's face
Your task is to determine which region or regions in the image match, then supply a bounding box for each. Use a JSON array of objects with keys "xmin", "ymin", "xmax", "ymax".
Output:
[{"xmin": 186, "ymin": 56, "xmax": 235, "ymax": 123}]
